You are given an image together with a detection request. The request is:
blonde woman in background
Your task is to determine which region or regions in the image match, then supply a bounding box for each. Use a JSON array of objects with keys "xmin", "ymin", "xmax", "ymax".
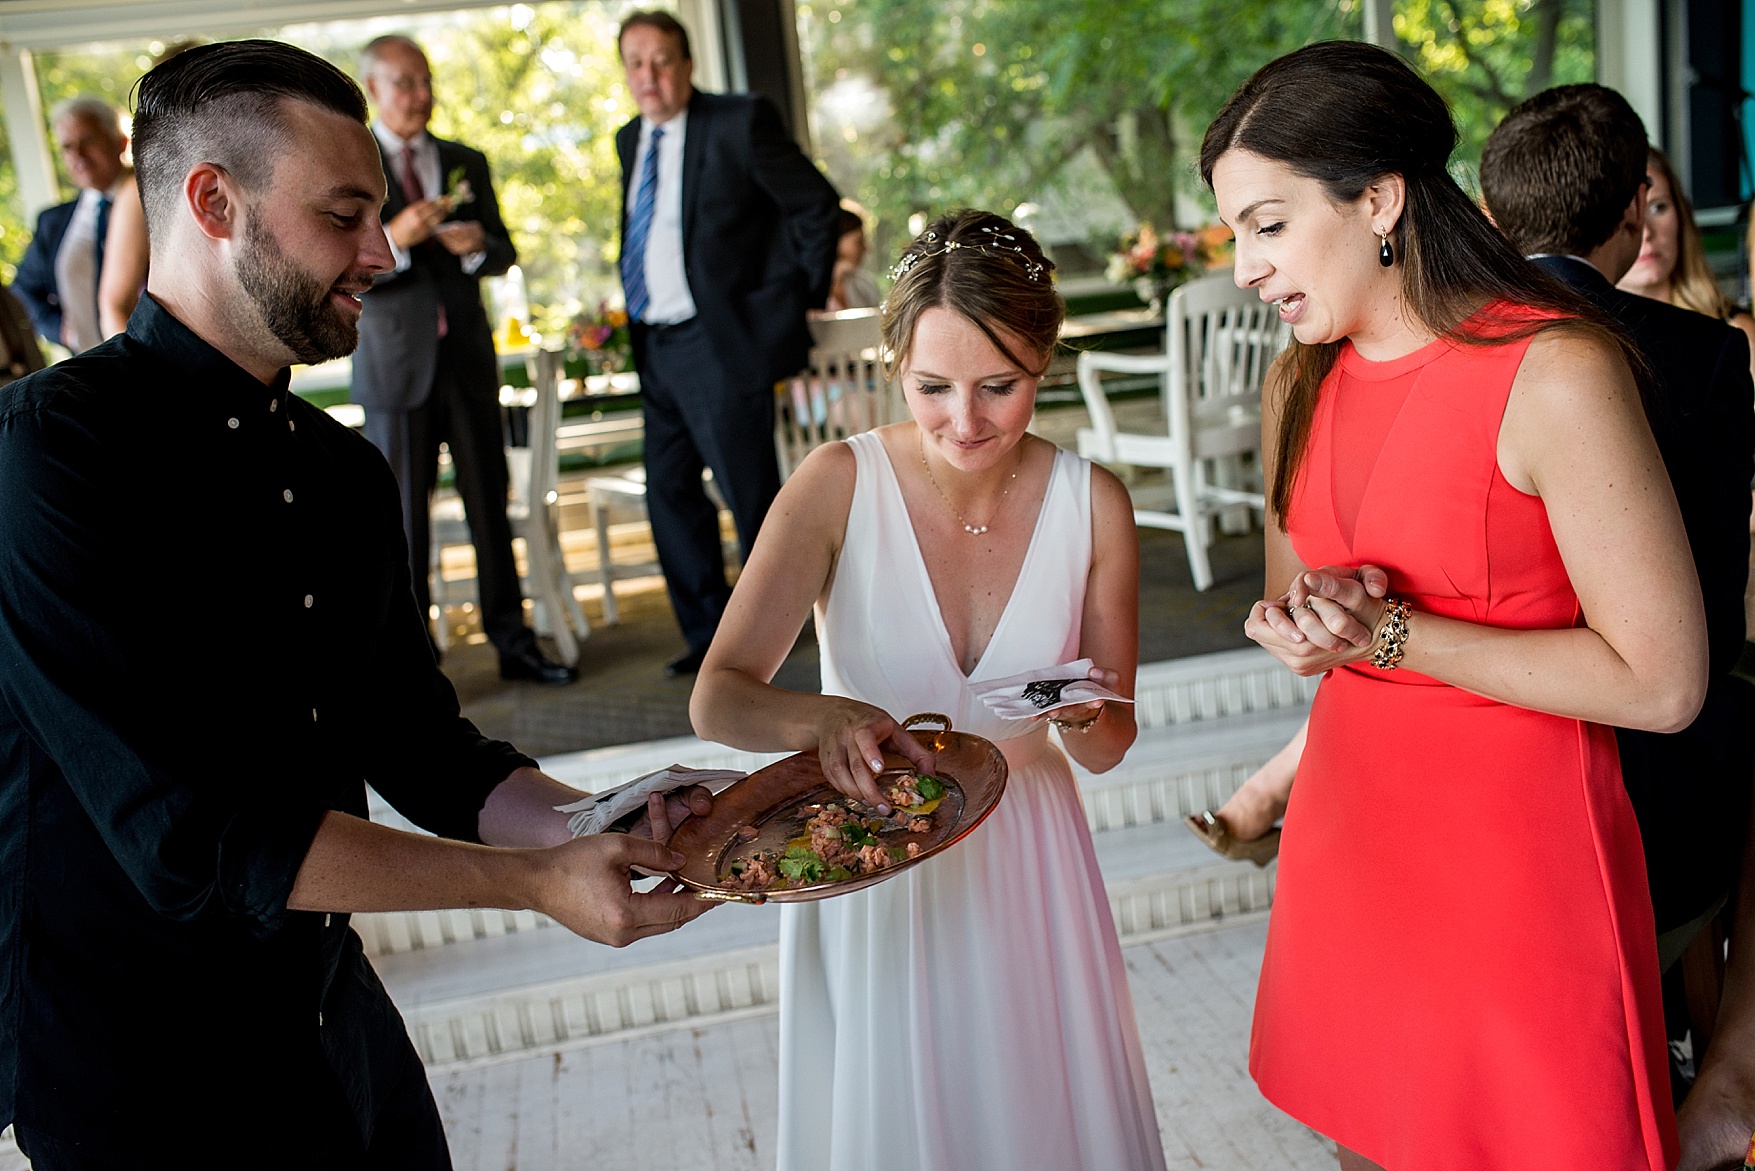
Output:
[{"xmin": 1618, "ymin": 146, "xmax": 1755, "ymax": 362}]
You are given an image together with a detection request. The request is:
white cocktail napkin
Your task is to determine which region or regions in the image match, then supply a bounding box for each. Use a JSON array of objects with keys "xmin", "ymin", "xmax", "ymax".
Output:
[
  {"xmin": 970, "ymin": 658, "xmax": 1136, "ymax": 721},
  {"xmin": 554, "ymin": 764, "xmax": 748, "ymax": 838}
]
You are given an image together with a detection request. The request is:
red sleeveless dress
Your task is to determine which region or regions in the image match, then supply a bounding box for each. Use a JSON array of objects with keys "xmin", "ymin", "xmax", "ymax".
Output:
[{"xmin": 1251, "ymin": 325, "xmax": 1678, "ymax": 1169}]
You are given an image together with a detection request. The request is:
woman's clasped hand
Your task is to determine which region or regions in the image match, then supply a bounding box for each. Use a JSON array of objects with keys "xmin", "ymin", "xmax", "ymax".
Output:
[{"xmin": 1246, "ymin": 564, "xmax": 1390, "ymax": 675}]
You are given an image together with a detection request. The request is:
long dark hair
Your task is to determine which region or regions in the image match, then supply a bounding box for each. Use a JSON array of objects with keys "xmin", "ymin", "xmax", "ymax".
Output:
[{"xmin": 1199, "ymin": 41, "xmax": 1642, "ymax": 526}]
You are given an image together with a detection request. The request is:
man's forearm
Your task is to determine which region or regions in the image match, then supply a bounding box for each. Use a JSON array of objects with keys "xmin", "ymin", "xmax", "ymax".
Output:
[
  {"xmin": 288, "ymin": 809, "xmax": 538, "ymax": 914},
  {"xmin": 479, "ymin": 766, "xmax": 582, "ymax": 848},
  {"xmin": 286, "ymin": 807, "xmax": 710, "ymax": 948}
]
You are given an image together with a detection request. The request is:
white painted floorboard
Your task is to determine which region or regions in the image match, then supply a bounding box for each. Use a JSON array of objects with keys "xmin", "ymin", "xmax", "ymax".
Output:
[{"xmin": 428, "ymin": 918, "xmax": 1336, "ymax": 1171}]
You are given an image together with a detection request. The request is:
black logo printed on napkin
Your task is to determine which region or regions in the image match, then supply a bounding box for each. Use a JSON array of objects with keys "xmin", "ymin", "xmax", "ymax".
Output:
[{"xmin": 1021, "ymin": 679, "xmax": 1079, "ymax": 709}]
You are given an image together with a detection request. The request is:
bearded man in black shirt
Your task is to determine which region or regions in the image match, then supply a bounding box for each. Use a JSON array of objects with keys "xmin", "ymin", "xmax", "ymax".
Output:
[{"xmin": 0, "ymin": 41, "xmax": 712, "ymax": 1169}]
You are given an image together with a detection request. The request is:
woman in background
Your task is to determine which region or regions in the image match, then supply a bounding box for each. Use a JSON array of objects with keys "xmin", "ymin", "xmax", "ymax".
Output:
[{"xmin": 1619, "ymin": 146, "xmax": 1755, "ymax": 362}]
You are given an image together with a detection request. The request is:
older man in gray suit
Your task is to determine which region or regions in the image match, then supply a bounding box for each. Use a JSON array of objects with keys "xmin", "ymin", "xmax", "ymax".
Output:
[{"xmin": 351, "ymin": 34, "xmax": 574, "ymax": 683}]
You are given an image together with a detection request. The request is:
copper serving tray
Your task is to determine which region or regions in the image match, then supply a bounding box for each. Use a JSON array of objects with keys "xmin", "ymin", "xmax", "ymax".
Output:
[{"xmin": 668, "ymin": 716, "xmax": 1008, "ymax": 904}]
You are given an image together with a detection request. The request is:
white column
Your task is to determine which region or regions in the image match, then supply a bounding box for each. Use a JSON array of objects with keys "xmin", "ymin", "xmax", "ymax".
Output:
[
  {"xmin": 677, "ymin": 0, "xmax": 729, "ymax": 92},
  {"xmin": 774, "ymin": 0, "xmax": 811, "ymax": 154},
  {"xmin": 1596, "ymin": 0, "xmax": 1664, "ymax": 144},
  {"xmin": 1362, "ymin": 0, "xmax": 1398, "ymax": 51},
  {"xmin": 0, "ymin": 49, "xmax": 58, "ymax": 221}
]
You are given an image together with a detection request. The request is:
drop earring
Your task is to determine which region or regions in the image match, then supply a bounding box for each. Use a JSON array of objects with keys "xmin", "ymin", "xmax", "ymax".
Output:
[{"xmin": 1378, "ymin": 230, "xmax": 1394, "ymax": 267}]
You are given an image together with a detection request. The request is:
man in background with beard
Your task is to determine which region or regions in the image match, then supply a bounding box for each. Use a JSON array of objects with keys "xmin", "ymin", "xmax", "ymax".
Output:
[{"xmin": 0, "ymin": 41, "xmax": 710, "ymax": 1168}]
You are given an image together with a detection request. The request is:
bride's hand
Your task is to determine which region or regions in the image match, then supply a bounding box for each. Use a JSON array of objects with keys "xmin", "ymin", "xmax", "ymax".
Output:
[
  {"xmin": 812, "ymin": 699, "xmax": 937, "ymax": 811},
  {"xmin": 1247, "ymin": 564, "xmax": 1390, "ymax": 676},
  {"xmin": 1027, "ymin": 666, "xmax": 1118, "ymax": 729}
]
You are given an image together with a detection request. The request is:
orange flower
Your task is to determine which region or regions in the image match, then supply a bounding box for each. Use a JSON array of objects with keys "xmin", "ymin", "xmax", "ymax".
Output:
[{"xmin": 1198, "ymin": 223, "xmax": 1234, "ymax": 247}]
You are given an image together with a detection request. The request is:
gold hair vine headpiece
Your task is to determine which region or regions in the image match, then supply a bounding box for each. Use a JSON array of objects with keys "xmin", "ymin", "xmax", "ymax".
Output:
[{"xmin": 888, "ymin": 226, "xmax": 1048, "ymax": 282}]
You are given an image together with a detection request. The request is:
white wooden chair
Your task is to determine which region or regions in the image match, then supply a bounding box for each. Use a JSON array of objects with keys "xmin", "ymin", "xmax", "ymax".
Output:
[
  {"xmin": 589, "ymin": 308, "xmax": 892, "ymax": 624},
  {"xmin": 1075, "ymin": 271, "xmax": 1286, "ymax": 591},
  {"xmin": 429, "ymin": 348, "xmax": 589, "ymax": 663},
  {"xmin": 774, "ymin": 308, "xmax": 891, "ymax": 480}
]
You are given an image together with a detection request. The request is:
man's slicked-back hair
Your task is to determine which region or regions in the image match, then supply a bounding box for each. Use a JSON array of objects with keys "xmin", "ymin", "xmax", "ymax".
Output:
[
  {"xmin": 1479, "ymin": 84, "xmax": 1649, "ymax": 258},
  {"xmin": 132, "ymin": 39, "xmax": 368, "ymax": 242},
  {"xmin": 619, "ymin": 11, "xmax": 692, "ymax": 59}
]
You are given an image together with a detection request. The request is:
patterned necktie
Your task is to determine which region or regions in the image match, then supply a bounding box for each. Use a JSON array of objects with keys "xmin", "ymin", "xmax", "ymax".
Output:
[
  {"xmin": 92, "ymin": 193, "xmax": 112, "ymax": 324},
  {"xmin": 621, "ymin": 126, "xmax": 664, "ymax": 323},
  {"xmin": 399, "ymin": 145, "xmax": 426, "ymax": 205},
  {"xmin": 399, "ymin": 143, "xmax": 447, "ymax": 339}
]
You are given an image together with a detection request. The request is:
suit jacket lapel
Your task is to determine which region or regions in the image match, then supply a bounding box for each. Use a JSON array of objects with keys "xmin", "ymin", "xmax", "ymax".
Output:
[
  {"xmin": 681, "ymin": 92, "xmax": 707, "ymax": 252},
  {"xmin": 377, "ymin": 139, "xmax": 409, "ymax": 218},
  {"xmin": 616, "ymin": 120, "xmax": 638, "ymax": 231}
]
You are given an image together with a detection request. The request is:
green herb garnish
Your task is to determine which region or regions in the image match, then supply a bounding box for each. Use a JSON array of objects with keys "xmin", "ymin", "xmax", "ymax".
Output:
[
  {"xmin": 890, "ymin": 847, "xmax": 908, "ymax": 861},
  {"xmin": 826, "ymin": 866, "xmax": 852, "ymax": 881},
  {"xmin": 778, "ymin": 844, "xmax": 826, "ymax": 882},
  {"xmin": 840, "ymin": 822, "xmax": 877, "ymax": 848},
  {"xmin": 915, "ymin": 774, "xmax": 947, "ymax": 801}
]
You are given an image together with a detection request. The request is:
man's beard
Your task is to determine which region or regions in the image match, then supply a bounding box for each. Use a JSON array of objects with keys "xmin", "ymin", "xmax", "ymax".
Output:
[{"xmin": 235, "ymin": 214, "xmax": 361, "ymax": 365}]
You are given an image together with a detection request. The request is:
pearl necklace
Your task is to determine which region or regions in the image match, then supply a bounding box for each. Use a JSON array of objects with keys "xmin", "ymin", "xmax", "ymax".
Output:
[{"xmin": 919, "ymin": 434, "xmax": 1023, "ymax": 536}]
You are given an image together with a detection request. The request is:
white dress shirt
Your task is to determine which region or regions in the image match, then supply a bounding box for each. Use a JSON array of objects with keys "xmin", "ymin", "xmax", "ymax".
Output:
[
  {"xmin": 53, "ymin": 186, "xmax": 113, "ymax": 354},
  {"xmin": 371, "ymin": 121, "xmax": 486, "ymax": 276},
  {"xmin": 629, "ymin": 111, "xmax": 697, "ymax": 324}
]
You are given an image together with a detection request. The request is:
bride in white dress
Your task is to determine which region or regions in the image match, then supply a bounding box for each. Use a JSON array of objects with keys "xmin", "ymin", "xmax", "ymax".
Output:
[{"xmin": 691, "ymin": 210, "xmax": 1165, "ymax": 1171}]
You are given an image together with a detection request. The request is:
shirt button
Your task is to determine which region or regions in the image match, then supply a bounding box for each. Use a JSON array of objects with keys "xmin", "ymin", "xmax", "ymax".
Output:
[
  {"xmin": 227, "ymin": 418, "xmax": 239, "ymax": 430},
  {"xmin": 270, "ymin": 399, "xmax": 279, "ymax": 412},
  {"xmin": 283, "ymin": 489, "xmax": 294, "ymax": 503},
  {"xmin": 289, "ymin": 420, "xmax": 296, "ymax": 432},
  {"xmin": 304, "ymin": 594, "xmax": 314, "ymax": 608},
  {"xmin": 311, "ymin": 708, "xmax": 318, "ymax": 721}
]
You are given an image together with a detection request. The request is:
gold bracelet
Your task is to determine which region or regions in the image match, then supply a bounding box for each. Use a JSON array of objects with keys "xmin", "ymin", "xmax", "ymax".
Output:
[
  {"xmin": 1369, "ymin": 597, "xmax": 1412, "ymax": 670},
  {"xmin": 1049, "ymin": 708, "xmax": 1102, "ymax": 734}
]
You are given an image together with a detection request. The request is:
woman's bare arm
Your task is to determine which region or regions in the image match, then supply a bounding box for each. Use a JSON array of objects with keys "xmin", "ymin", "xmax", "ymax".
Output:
[
  {"xmin": 690, "ymin": 438, "xmax": 933, "ymax": 808},
  {"xmin": 98, "ymin": 177, "xmax": 147, "ymax": 339},
  {"xmin": 1053, "ymin": 465, "xmax": 1139, "ymax": 773}
]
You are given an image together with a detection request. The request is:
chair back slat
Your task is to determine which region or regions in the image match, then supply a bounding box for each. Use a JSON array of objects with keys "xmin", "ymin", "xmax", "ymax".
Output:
[{"xmin": 775, "ymin": 308, "xmax": 891, "ymax": 481}]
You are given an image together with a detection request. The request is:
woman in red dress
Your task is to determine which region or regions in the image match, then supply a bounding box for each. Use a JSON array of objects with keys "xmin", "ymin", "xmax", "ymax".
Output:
[{"xmin": 1201, "ymin": 43, "xmax": 1706, "ymax": 1170}]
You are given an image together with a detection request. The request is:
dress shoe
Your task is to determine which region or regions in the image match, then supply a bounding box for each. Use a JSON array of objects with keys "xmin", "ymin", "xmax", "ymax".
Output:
[
  {"xmin": 499, "ymin": 645, "xmax": 578, "ymax": 684},
  {"xmin": 665, "ymin": 646, "xmax": 708, "ymax": 677},
  {"xmin": 1184, "ymin": 809, "xmax": 1281, "ymax": 867}
]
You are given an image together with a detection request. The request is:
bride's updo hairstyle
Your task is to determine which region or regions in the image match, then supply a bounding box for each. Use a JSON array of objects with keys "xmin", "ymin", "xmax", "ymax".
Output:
[
  {"xmin": 1199, "ymin": 41, "xmax": 1640, "ymax": 526},
  {"xmin": 881, "ymin": 209, "xmax": 1063, "ymax": 380}
]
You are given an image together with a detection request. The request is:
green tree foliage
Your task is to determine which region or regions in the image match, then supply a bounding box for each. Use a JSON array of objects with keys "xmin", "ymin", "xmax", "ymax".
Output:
[
  {"xmin": 801, "ymin": 0, "xmax": 1592, "ymax": 263},
  {"xmin": 1396, "ymin": 0, "xmax": 1597, "ymax": 166},
  {"xmin": 0, "ymin": 5, "xmax": 639, "ymax": 329}
]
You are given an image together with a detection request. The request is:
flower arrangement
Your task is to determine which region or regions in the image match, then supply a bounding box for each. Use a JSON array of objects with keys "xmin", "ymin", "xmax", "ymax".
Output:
[
  {"xmin": 568, "ymin": 300, "xmax": 631, "ymax": 374},
  {"xmin": 1106, "ymin": 222, "xmax": 1236, "ymax": 308}
]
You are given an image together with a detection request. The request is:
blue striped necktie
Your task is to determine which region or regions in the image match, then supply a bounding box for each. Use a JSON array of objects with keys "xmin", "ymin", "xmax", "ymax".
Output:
[{"xmin": 621, "ymin": 126, "xmax": 664, "ymax": 323}]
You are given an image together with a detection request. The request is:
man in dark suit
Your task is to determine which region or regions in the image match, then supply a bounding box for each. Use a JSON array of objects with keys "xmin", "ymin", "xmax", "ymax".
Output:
[
  {"xmin": 616, "ymin": 11, "xmax": 841, "ymax": 675},
  {"xmin": 14, "ymin": 97, "xmax": 128, "ymax": 354},
  {"xmin": 1481, "ymin": 83, "xmax": 1755, "ymax": 1119},
  {"xmin": 351, "ymin": 35, "xmax": 574, "ymax": 684}
]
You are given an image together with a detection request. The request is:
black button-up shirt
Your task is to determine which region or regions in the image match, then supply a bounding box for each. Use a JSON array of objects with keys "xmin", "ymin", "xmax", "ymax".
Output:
[{"xmin": 0, "ymin": 296, "xmax": 535, "ymax": 1152}]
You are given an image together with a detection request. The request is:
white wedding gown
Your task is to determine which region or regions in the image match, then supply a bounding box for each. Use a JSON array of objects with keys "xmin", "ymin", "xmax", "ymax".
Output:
[{"xmin": 776, "ymin": 432, "xmax": 1166, "ymax": 1171}]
